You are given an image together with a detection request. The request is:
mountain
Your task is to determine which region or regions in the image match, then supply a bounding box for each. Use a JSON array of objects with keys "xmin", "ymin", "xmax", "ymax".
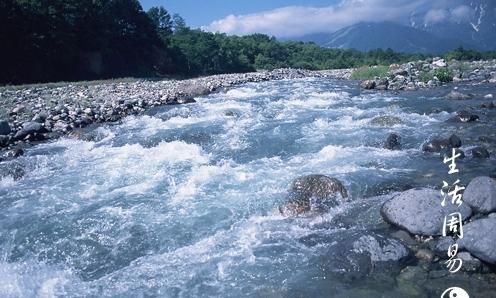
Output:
[
  {"xmin": 319, "ymin": 22, "xmax": 472, "ymax": 54},
  {"xmin": 410, "ymin": 0, "xmax": 496, "ymax": 50}
]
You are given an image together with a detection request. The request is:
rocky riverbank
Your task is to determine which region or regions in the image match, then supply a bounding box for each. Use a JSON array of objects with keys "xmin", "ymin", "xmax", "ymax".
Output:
[
  {"xmin": 0, "ymin": 68, "xmax": 352, "ymax": 160},
  {"xmin": 360, "ymin": 58, "xmax": 496, "ymax": 91}
]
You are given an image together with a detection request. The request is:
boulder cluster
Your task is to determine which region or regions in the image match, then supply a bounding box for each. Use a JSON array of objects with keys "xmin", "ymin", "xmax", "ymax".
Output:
[{"xmin": 360, "ymin": 58, "xmax": 496, "ymax": 91}]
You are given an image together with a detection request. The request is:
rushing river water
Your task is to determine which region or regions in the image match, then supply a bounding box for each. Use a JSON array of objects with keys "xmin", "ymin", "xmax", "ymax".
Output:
[{"xmin": 1, "ymin": 78, "xmax": 495, "ymax": 297}]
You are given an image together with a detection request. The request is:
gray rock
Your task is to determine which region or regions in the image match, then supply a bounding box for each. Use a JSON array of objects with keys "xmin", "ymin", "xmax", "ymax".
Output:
[
  {"xmin": 32, "ymin": 112, "xmax": 49, "ymax": 123},
  {"xmin": 380, "ymin": 188, "xmax": 472, "ymax": 236},
  {"xmin": 384, "ymin": 133, "xmax": 401, "ymax": 150},
  {"xmin": 360, "ymin": 80, "xmax": 376, "ymax": 90},
  {"xmin": 463, "ymin": 176, "xmax": 496, "ymax": 214},
  {"xmin": 471, "ymin": 146, "xmax": 490, "ymax": 158},
  {"xmin": 369, "ymin": 116, "xmax": 403, "ymax": 127},
  {"xmin": 415, "ymin": 249, "xmax": 435, "ymax": 262},
  {"xmin": 455, "ymin": 110, "xmax": 479, "ymax": 123},
  {"xmin": 457, "ymin": 252, "xmax": 482, "ymax": 272},
  {"xmin": 279, "ymin": 174, "xmax": 348, "ymax": 216},
  {"xmin": 14, "ymin": 122, "xmax": 46, "ymax": 140},
  {"xmin": 428, "ymin": 237, "xmax": 456, "ymax": 257},
  {"xmin": 458, "ymin": 217, "xmax": 496, "ymax": 264},
  {"xmin": 445, "ymin": 91, "xmax": 473, "ymax": 100},
  {"xmin": 0, "ymin": 120, "xmax": 11, "ymax": 135},
  {"xmin": 0, "ymin": 135, "xmax": 10, "ymax": 147}
]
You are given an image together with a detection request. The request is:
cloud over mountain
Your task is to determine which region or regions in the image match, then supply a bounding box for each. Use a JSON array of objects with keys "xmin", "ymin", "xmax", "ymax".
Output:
[{"xmin": 204, "ymin": 0, "xmax": 470, "ymax": 37}]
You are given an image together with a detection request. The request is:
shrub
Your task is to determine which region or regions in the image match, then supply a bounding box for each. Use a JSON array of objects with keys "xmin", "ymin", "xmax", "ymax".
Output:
[
  {"xmin": 433, "ymin": 68, "xmax": 453, "ymax": 83},
  {"xmin": 350, "ymin": 65, "xmax": 389, "ymax": 80},
  {"xmin": 418, "ymin": 71, "xmax": 433, "ymax": 83}
]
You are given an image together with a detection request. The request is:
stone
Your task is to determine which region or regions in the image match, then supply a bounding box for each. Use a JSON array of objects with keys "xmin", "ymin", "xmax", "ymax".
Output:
[
  {"xmin": 445, "ymin": 91, "xmax": 473, "ymax": 100},
  {"xmin": 440, "ymin": 148, "xmax": 465, "ymax": 160},
  {"xmin": 384, "ymin": 133, "xmax": 401, "ymax": 150},
  {"xmin": 455, "ymin": 110, "xmax": 479, "ymax": 123},
  {"xmin": 428, "ymin": 237, "xmax": 456, "ymax": 257},
  {"xmin": 380, "ymin": 188, "xmax": 472, "ymax": 236},
  {"xmin": 360, "ymin": 80, "xmax": 376, "ymax": 90},
  {"xmin": 471, "ymin": 146, "xmax": 490, "ymax": 158},
  {"xmin": 463, "ymin": 176, "xmax": 496, "ymax": 214},
  {"xmin": 415, "ymin": 249, "xmax": 435, "ymax": 262},
  {"xmin": 422, "ymin": 138, "xmax": 450, "ymax": 152},
  {"xmin": 458, "ymin": 217, "xmax": 496, "ymax": 264},
  {"xmin": 457, "ymin": 252, "xmax": 482, "ymax": 272},
  {"xmin": 0, "ymin": 120, "xmax": 11, "ymax": 135},
  {"xmin": 279, "ymin": 174, "xmax": 348, "ymax": 216},
  {"xmin": 32, "ymin": 112, "xmax": 49, "ymax": 123},
  {"xmin": 448, "ymin": 134, "xmax": 462, "ymax": 148},
  {"xmin": 0, "ymin": 135, "xmax": 10, "ymax": 147},
  {"xmin": 14, "ymin": 122, "xmax": 45, "ymax": 140},
  {"xmin": 369, "ymin": 116, "xmax": 403, "ymax": 127}
]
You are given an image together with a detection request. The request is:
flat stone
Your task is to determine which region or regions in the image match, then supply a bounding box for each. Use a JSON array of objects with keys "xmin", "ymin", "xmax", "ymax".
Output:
[
  {"xmin": 380, "ymin": 188, "xmax": 472, "ymax": 236},
  {"xmin": 458, "ymin": 217, "xmax": 496, "ymax": 264},
  {"xmin": 463, "ymin": 176, "xmax": 496, "ymax": 214}
]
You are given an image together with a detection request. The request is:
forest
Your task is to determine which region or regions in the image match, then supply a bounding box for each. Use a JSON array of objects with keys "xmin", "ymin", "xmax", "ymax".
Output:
[{"xmin": 1, "ymin": 0, "xmax": 495, "ymax": 84}]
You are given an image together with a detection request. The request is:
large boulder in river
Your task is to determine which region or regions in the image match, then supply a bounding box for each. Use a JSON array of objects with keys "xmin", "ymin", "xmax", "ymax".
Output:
[
  {"xmin": 422, "ymin": 134, "xmax": 461, "ymax": 152},
  {"xmin": 380, "ymin": 188, "xmax": 472, "ymax": 236},
  {"xmin": 14, "ymin": 122, "xmax": 46, "ymax": 140},
  {"xmin": 458, "ymin": 217, "xmax": 496, "ymax": 265},
  {"xmin": 279, "ymin": 174, "xmax": 348, "ymax": 216},
  {"xmin": 463, "ymin": 176, "xmax": 496, "ymax": 214},
  {"xmin": 447, "ymin": 110, "xmax": 480, "ymax": 123},
  {"xmin": 471, "ymin": 146, "xmax": 490, "ymax": 158}
]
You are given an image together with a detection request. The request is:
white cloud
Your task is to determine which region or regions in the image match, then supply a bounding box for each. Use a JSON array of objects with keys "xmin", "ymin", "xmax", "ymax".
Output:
[
  {"xmin": 451, "ymin": 5, "xmax": 473, "ymax": 22},
  {"xmin": 204, "ymin": 0, "xmax": 474, "ymax": 37},
  {"xmin": 204, "ymin": 0, "xmax": 431, "ymax": 37}
]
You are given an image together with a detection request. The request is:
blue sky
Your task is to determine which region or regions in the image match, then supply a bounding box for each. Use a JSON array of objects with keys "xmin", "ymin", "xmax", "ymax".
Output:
[
  {"xmin": 139, "ymin": 1, "xmax": 337, "ymax": 28},
  {"xmin": 139, "ymin": 0, "xmax": 471, "ymax": 37}
]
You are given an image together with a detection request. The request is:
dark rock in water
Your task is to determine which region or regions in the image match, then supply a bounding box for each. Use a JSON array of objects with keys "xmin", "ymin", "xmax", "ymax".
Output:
[
  {"xmin": 472, "ymin": 146, "xmax": 490, "ymax": 158},
  {"xmin": 422, "ymin": 138, "xmax": 450, "ymax": 152},
  {"xmin": 300, "ymin": 230, "xmax": 412, "ymax": 278},
  {"xmin": 457, "ymin": 252, "xmax": 483, "ymax": 273},
  {"xmin": 0, "ymin": 120, "xmax": 11, "ymax": 135},
  {"xmin": 224, "ymin": 110, "xmax": 238, "ymax": 117},
  {"xmin": 14, "ymin": 122, "xmax": 46, "ymax": 140},
  {"xmin": 0, "ymin": 135, "xmax": 10, "ymax": 147},
  {"xmin": 448, "ymin": 134, "xmax": 462, "ymax": 148},
  {"xmin": 174, "ymin": 95, "xmax": 196, "ymax": 104},
  {"xmin": 456, "ymin": 110, "xmax": 479, "ymax": 123},
  {"xmin": 384, "ymin": 133, "xmax": 401, "ymax": 150},
  {"xmin": 0, "ymin": 161, "xmax": 25, "ymax": 180},
  {"xmin": 360, "ymin": 80, "xmax": 376, "ymax": 90},
  {"xmin": 369, "ymin": 116, "xmax": 403, "ymax": 127},
  {"xmin": 458, "ymin": 217, "xmax": 496, "ymax": 265},
  {"xmin": 2, "ymin": 148, "xmax": 24, "ymax": 159},
  {"xmin": 445, "ymin": 90, "xmax": 473, "ymax": 100},
  {"xmin": 375, "ymin": 78, "xmax": 389, "ymax": 90},
  {"xmin": 279, "ymin": 174, "xmax": 348, "ymax": 216},
  {"xmin": 440, "ymin": 148, "xmax": 465, "ymax": 160},
  {"xmin": 463, "ymin": 176, "xmax": 496, "ymax": 214},
  {"xmin": 380, "ymin": 188, "xmax": 472, "ymax": 236}
]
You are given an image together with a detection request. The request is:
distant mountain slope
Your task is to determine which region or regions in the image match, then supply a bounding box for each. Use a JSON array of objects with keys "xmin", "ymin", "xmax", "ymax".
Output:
[{"xmin": 320, "ymin": 22, "xmax": 472, "ymax": 54}]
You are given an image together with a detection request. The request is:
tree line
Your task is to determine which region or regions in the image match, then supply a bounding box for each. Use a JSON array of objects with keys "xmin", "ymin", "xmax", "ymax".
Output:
[{"xmin": 1, "ymin": 0, "xmax": 495, "ymax": 85}]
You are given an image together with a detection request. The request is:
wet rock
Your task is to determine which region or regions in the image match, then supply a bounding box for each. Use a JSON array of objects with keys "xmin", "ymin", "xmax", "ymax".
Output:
[
  {"xmin": 0, "ymin": 120, "xmax": 12, "ymax": 135},
  {"xmin": 279, "ymin": 174, "xmax": 348, "ymax": 216},
  {"xmin": 0, "ymin": 135, "xmax": 10, "ymax": 147},
  {"xmin": 458, "ymin": 217, "xmax": 496, "ymax": 264},
  {"xmin": 445, "ymin": 91, "xmax": 473, "ymax": 100},
  {"xmin": 380, "ymin": 188, "xmax": 472, "ymax": 236},
  {"xmin": 369, "ymin": 116, "xmax": 403, "ymax": 127},
  {"xmin": 375, "ymin": 78, "xmax": 389, "ymax": 90},
  {"xmin": 14, "ymin": 122, "xmax": 46, "ymax": 140},
  {"xmin": 2, "ymin": 148, "xmax": 24, "ymax": 159},
  {"xmin": 458, "ymin": 252, "xmax": 482, "ymax": 273},
  {"xmin": 448, "ymin": 134, "xmax": 462, "ymax": 148},
  {"xmin": 301, "ymin": 230, "xmax": 412, "ymax": 277},
  {"xmin": 415, "ymin": 249, "xmax": 435, "ymax": 262},
  {"xmin": 456, "ymin": 110, "xmax": 479, "ymax": 123},
  {"xmin": 390, "ymin": 230, "xmax": 417, "ymax": 246},
  {"xmin": 384, "ymin": 133, "xmax": 401, "ymax": 150},
  {"xmin": 422, "ymin": 138, "xmax": 450, "ymax": 152},
  {"xmin": 463, "ymin": 176, "xmax": 496, "ymax": 214},
  {"xmin": 428, "ymin": 237, "xmax": 456, "ymax": 257},
  {"xmin": 360, "ymin": 80, "xmax": 376, "ymax": 90},
  {"xmin": 471, "ymin": 146, "xmax": 490, "ymax": 158}
]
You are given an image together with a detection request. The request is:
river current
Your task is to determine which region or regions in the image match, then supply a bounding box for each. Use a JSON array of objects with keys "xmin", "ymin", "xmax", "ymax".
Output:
[{"xmin": 0, "ymin": 78, "xmax": 495, "ymax": 297}]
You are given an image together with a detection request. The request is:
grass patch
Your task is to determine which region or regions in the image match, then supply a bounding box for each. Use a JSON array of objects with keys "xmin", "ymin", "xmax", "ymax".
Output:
[
  {"xmin": 418, "ymin": 71, "xmax": 434, "ymax": 83},
  {"xmin": 351, "ymin": 65, "xmax": 389, "ymax": 80},
  {"xmin": 433, "ymin": 68, "xmax": 453, "ymax": 83}
]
